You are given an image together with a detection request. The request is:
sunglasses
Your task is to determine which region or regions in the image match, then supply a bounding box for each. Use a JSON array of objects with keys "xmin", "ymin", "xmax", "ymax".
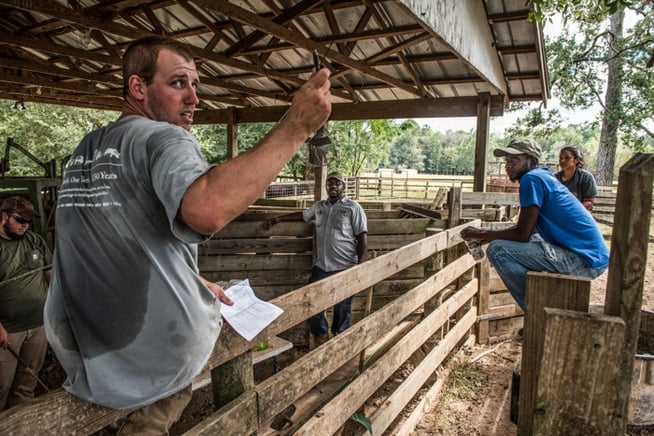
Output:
[{"xmin": 11, "ymin": 215, "xmax": 31, "ymax": 224}]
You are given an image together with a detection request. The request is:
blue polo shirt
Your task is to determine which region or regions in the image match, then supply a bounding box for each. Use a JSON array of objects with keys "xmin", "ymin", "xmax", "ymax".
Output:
[{"xmin": 519, "ymin": 167, "xmax": 609, "ymax": 269}]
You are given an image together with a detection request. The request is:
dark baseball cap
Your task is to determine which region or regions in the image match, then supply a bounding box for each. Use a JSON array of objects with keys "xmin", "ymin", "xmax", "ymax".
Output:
[
  {"xmin": 493, "ymin": 137, "xmax": 541, "ymax": 160},
  {"xmin": 326, "ymin": 172, "xmax": 345, "ymax": 183},
  {"xmin": 1, "ymin": 196, "xmax": 39, "ymax": 218}
]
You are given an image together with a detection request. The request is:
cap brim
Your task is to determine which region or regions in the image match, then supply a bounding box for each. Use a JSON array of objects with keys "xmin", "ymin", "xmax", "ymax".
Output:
[{"xmin": 493, "ymin": 147, "xmax": 525, "ymax": 157}]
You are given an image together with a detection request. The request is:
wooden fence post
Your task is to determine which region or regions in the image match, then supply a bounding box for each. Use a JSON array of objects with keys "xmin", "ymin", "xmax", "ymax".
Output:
[
  {"xmin": 604, "ymin": 153, "xmax": 654, "ymax": 435},
  {"xmin": 533, "ymin": 308, "xmax": 625, "ymax": 434},
  {"xmin": 518, "ymin": 272, "xmax": 591, "ymax": 435},
  {"xmin": 447, "ymin": 186, "xmax": 462, "ymax": 227},
  {"xmin": 475, "ymin": 258, "xmax": 491, "ymax": 343},
  {"xmin": 212, "ymin": 351, "xmax": 254, "ymax": 410}
]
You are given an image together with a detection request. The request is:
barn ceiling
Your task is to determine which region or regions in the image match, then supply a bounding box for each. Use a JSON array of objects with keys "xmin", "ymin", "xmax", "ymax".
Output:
[{"xmin": 0, "ymin": 0, "xmax": 549, "ymax": 124}]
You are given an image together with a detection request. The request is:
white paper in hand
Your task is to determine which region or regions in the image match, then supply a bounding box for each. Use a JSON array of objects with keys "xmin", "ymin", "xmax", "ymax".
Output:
[{"xmin": 220, "ymin": 279, "xmax": 283, "ymax": 341}]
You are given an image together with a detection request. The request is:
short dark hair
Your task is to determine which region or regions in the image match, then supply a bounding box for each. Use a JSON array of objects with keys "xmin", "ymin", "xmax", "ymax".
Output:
[{"xmin": 122, "ymin": 37, "xmax": 195, "ymax": 98}]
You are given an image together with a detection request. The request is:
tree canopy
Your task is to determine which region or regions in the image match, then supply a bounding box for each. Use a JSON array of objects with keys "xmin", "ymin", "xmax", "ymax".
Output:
[{"xmin": 527, "ymin": 0, "xmax": 653, "ymax": 184}]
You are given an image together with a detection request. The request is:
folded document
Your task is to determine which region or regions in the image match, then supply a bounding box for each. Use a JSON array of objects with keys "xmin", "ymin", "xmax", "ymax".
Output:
[{"xmin": 220, "ymin": 279, "xmax": 284, "ymax": 341}]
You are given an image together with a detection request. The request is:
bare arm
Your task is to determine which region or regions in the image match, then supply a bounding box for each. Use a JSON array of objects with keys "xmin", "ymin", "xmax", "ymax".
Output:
[
  {"xmin": 180, "ymin": 69, "xmax": 331, "ymax": 235},
  {"xmin": 262, "ymin": 211, "xmax": 305, "ymax": 229},
  {"xmin": 582, "ymin": 198, "xmax": 595, "ymax": 211},
  {"xmin": 460, "ymin": 205, "xmax": 540, "ymax": 244},
  {"xmin": 356, "ymin": 232, "xmax": 368, "ymax": 263}
]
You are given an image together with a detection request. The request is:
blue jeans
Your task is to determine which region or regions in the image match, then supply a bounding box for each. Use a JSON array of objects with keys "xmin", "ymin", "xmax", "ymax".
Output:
[
  {"xmin": 486, "ymin": 233, "xmax": 607, "ymax": 310},
  {"xmin": 307, "ymin": 266, "xmax": 353, "ymax": 336}
]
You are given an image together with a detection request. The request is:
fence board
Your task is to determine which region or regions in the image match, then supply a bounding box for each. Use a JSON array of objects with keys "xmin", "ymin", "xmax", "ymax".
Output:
[{"xmin": 533, "ymin": 309, "xmax": 625, "ymax": 434}]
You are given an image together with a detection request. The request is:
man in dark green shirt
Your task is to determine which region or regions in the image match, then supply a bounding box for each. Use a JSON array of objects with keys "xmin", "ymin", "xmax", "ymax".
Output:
[{"xmin": 0, "ymin": 196, "xmax": 52, "ymax": 410}]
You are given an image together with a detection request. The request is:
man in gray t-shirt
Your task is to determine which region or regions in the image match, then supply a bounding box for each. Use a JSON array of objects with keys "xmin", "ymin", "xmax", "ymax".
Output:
[
  {"xmin": 45, "ymin": 36, "xmax": 331, "ymax": 433},
  {"xmin": 264, "ymin": 172, "xmax": 367, "ymax": 345}
]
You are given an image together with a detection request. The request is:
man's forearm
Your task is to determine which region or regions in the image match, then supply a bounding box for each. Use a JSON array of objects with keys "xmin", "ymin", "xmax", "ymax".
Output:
[{"xmin": 180, "ymin": 69, "xmax": 331, "ymax": 235}]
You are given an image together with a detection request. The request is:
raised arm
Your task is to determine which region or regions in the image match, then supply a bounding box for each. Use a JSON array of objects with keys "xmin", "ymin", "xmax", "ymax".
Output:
[{"xmin": 180, "ymin": 69, "xmax": 331, "ymax": 235}]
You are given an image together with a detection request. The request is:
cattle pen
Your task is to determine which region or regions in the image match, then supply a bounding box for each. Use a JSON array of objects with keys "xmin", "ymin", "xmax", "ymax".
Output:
[{"xmin": 0, "ymin": 154, "xmax": 652, "ymax": 435}]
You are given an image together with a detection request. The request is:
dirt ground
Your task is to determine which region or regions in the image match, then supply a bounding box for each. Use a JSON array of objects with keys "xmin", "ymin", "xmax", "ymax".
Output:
[{"xmin": 411, "ymin": 243, "xmax": 654, "ymax": 436}]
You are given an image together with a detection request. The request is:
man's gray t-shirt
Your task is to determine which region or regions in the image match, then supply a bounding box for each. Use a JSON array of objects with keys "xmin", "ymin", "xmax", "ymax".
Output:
[
  {"xmin": 302, "ymin": 197, "xmax": 367, "ymax": 271},
  {"xmin": 45, "ymin": 116, "xmax": 222, "ymax": 409}
]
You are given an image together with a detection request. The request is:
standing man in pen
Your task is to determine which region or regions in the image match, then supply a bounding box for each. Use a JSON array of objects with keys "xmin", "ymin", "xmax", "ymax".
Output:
[
  {"xmin": 0, "ymin": 196, "xmax": 52, "ymax": 411},
  {"xmin": 264, "ymin": 172, "xmax": 367, "ymax": 346}
]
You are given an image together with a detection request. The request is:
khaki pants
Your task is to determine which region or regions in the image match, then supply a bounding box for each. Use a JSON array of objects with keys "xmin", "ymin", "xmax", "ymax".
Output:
[
  {"xmin": 0, "ymin": 326, "xmax": 48, "ymax": 410},
  {"xmin": 117, "ymin": 385, "xmax": 193, "ymax": 435}
]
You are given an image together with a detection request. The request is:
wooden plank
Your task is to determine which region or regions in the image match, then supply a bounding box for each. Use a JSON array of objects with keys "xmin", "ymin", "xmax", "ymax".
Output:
[
  {"xmin": 363, "ymin": 295, "xmax": 478, "ymax": 436},
  {"xmin": 398, "ymin": 203, "xmax": 443, "ymax": 219},
  {"xmin": 198, "ymin": 253, "xmax": 313, "ymax": 271},
  {"xmin": 488, "ymin": 316, "xmax": 523, "ymax": 339},
  {"xmin": 533, "ymin": 308, "xmax": 625, "ymax": 434},
  {"xmin": 215, "ymin": 219, "xmax": 314, "ymax": 238},
  {"xmin": 461, "ymin": 191, "xmax": 519, "ymax": 206},
  {"xmin": 296, "ymin": 284, "xmax": 478, "ymax": 435},
  {"xmin": 367, "ymin": 234, "xmax": 425, "ymax": 251},
  {"xmin": 489, "ymin": 290, "xmax": 520, "ymax": 308},
  {"xmin": 251, "ymin": 254, "xmax": 477, "ymax": 426},
  {"xmin": 0, "ymin": 391, "xmax": 128, "ymax": 436},
  {"xmin": 367, "ymin": 218, "xmax": 433, "ymax": 235},
  {"xmin": 252, "ymin": 336, "xmax": 293, "ymax": 365},
  {"xmin": 518, "ymin": 272, "xmax": 591, "ymax": 436},
  {"xmin": 604, "ymin": 153, "xmax": 654, "ymax": 435},
  {"xmin": 200, "ymin": 237, "xmax": 312, "ymax": 254},
  {"xmin": 201, "ymin": 270, "xmax": 310, "ymax": 287},
  {"xmin": 185, "ymin": 390, "xmax": 259, "ymax": 436}
]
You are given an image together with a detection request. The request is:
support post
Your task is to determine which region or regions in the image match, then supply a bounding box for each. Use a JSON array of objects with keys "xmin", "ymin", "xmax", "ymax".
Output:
[
  {"xmin": 518, "ymin": 272, "xmax": 591, "ymax": 435},
  {"xmin": 533, "ymin": 308, "xmax": 625, "ymax": 434},
  {"xmin": 212, "ymin": 351, "xmax": 254, "ymax": 410},
  {"xmin": 604, "ymin": 153, "xmax": 654, "ymax": 434},
  {"xmin": 226, "ymin": 108, "xmax": 238, "ymax": 159},
  {"xmin": 474, "ymin": 92, "xmax": 490, "ymax": 192},
  {"xmin": 447, "ymin": 186, "xmax": 462, "ymax": 228}
]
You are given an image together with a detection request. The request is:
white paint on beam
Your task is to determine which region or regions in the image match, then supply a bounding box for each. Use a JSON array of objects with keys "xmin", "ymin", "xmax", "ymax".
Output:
[{"xmin": 399, "ymin": 0, "xmax": 508, "ymax": 97}]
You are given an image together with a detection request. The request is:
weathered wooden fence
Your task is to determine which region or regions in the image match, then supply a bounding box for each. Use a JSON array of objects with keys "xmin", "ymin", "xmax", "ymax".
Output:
[
  {"xmin": 14, "ymin": 181, "xmax": 626, "ymax": 434},
  {"xmin": 0, "ymin": 216, "xmax": 484, "ymax": 435}
]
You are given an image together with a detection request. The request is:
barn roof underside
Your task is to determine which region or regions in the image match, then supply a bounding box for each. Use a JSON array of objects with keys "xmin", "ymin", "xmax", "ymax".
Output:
[{"xmin": 0, "ymin": 0, "xmax": 549, "ymax": 124}]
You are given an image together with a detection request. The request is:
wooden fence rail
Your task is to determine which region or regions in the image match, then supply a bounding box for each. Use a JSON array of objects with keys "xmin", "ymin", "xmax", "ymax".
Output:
[{"xmin": 0, "ymin": 219, "xmax": 481, "ymax": 435}]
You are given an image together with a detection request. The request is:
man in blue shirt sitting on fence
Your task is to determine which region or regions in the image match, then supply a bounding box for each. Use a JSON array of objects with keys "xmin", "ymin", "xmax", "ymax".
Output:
[{"xmin": 460, "ymin": 137, "xmax": 609, "ymax": 310}]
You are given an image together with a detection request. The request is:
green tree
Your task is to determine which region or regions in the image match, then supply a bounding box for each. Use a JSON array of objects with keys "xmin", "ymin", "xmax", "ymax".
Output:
[
  {"xmin": 385, "ymin": 121, "xmax": 426, "ymax": 171},
  {"xmin": 0, "ymin": 100, "xmax": 116, "ymax": 176},
  {"xmin": 328, "ymin": 120, "xmax": 397, "ymax": 176},
  {"xmin": 532, "ymin": 1, "xmax": 654, "ymax": 184}
]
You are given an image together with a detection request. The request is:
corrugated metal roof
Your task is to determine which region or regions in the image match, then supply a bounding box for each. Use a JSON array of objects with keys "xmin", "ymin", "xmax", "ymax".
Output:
[{"xmin": 0, "ymin": 0, "xmax": 549, "ymax": 123}]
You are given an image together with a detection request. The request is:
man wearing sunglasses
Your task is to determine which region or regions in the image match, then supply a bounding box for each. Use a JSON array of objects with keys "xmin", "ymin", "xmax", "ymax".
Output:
[{"xmin": 0, "ymin": 196, "xmax": 52, "ymax": 411}]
